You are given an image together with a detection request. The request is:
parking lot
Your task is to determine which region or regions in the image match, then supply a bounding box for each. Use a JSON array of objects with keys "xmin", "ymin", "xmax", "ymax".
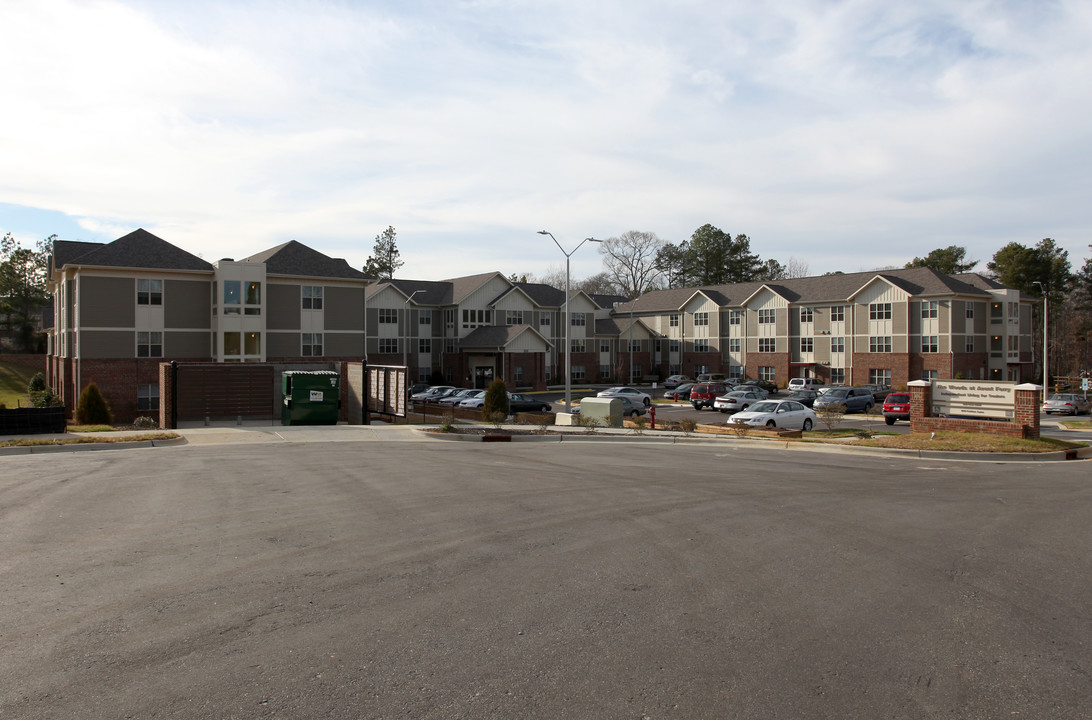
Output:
[{"xmin": 2, "ymin": 434, "xmax": 1090, "ymax": 718}]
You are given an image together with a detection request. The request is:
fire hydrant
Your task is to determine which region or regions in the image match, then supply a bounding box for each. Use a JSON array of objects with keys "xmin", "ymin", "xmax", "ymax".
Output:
[{"xmin": 649, "ymin": 404, "xmax": 656, "ymax": 429}]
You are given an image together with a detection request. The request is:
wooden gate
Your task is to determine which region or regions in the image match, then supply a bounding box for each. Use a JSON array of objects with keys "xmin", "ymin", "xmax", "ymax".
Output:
[{"xmin": 174, "ymin": 364, "xmax": 277, "ymax": 424}]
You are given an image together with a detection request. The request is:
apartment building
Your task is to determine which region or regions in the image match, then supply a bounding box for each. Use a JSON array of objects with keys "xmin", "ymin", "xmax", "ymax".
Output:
[{"xmin": 46, "ymin": 229, "xmax": 1033, "ymax": 421}]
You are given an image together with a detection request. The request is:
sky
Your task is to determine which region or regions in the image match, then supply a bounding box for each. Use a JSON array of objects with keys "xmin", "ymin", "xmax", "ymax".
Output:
[{"xmin": 2, "ymin": 0, "xmax": 1091, "ymax": 283}]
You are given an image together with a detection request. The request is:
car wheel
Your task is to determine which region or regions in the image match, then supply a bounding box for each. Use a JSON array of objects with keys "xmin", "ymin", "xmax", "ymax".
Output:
[
  {"xmin": 802, "ymin": 418, "xmax": 813, "ymax": 431},
  {"xmin": 643, "ymin": 397, "xmax": 651, "ymax": 407},
  {"xmin": 692, "ymin": 403, "xmax": 700, "ymax": 411},
  {"xmin": 864, "ymin": 402, "xmax": 874, "ymax": 413},
  {"xmin": 766, "ymin": 420, "xmax": 776, "ymax": 427},
  {"xmin": 630, "ymin": 410, "xmax": 640, "ymax": 418},
  {"xmin": 885, "ymin": 416, "xmax": 896, "ymax": 426}
]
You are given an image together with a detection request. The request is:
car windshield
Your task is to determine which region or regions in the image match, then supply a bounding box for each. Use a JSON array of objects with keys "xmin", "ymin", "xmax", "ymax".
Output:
[
  {"xmin": 826, "ymin": 389, "xmax": 848, "ymax": 398},
  {"xmin": 887, "ymin": 394, "xmax": 910, "ymax": 402},
  {"xmin": 726, "ymin": 392, "xmax": 747, "ymax": 399},
  {"xmin": 1048, "ymin": 394, "xmax": 1072, "ymax": 401},
  {"xmin": 747, "ymin": 401, "xmax": 779, "ymax": 413}
]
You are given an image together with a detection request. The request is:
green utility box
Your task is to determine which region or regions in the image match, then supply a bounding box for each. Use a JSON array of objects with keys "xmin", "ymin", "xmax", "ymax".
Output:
[{"xmin": 281, "ymin": 371, "xmax": 341, "ymax": 425}]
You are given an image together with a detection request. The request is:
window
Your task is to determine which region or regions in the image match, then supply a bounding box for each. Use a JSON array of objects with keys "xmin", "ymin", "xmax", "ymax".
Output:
[
  {"xmin": 571, "ymin": 365, "xmax": 586, "ymax": 381},
  {"xmin": 922, "ymin": 369, "xmax": 938, "ymax": 380},
  {"xmin": 462, "ymin": 309, "xmax": 491, "ymax": 328},
  {"xmin": 419, "ymin": 338, "xmax": 431, "ymax": 354},
  {"xmin": 379, "ymin": 338, "xmax": 398, "ymax": 353},
  {"xmin": 921, "ymin": 335, "xmax": 938, "ymax": 353},
  {"xmin": 445, "ymin": 309, "xmax": 455, "ymax": 327},
  {"xmin": 870, "ymin": 369, "xmax": 892, "ymax": 385},
  {"xmin": 830, "ymin": 305, "xmax": 845, "ymax": 322},
  {"xmin": 445, "ymin": 338, "xmax": 455, "ymax": 353},
  {"xmin": 830, "ymin": 368, "xmax": 845, "ymax": 384},
  {"xmin": 694, "ymin": 339, "xmax": 709, "ymax": 352},
  {"xmin": 506, "ymin": 310, "xmax": 523, "ymax": 325},
  {"xmin": 669, "ymin": 339, "xmax": 680, "ymax": 353},
  {"xmin": 654, "ymin": 339, "xmax": 662, "ymax": 353},
  {"xmin": 513, "ymin": 366, "xmax": 523, "ymax": 383},
  {"xmin": 694, "ymin": 312, "xmax": 709, "ymax": 326},
  {"xmin": 758, "ymin": 366, "xmax": 776, "ymax": 382},
  {"xmin": 379, "ymin": 308, "xmax": 397, "ymax": 324},
  {"xmin": 419, "ymin": 310, "xmax": 431, "ymax": 325},
  {"xmin": 137, "ymin": 331, "xmax": 162, "ymax": 357},
  {"xmin": 922, "ymin": 301, "xmax": 938, "ymax": 319},
  {"xmin": 759, "ymin": 338, "xmax": 775, "ymax": 352},
  {"xmin": 628, "ymin": 339, "xmax": 641, "ymax": 352},
  {"xmin": 966, "ymin": 337, "xmax": 975, "ymax": 353},
  {"xmin": 419, "ymin": 368, "xmax": 431, "ymax": 382},
  {"xmin": 571, "ymin": 339, "xmax": 585, "ymax": 353},
  {"xmin": 301, "ymin": 333, "xmax": 323, "ymax": 356},
  {"xmin": 669, "ymin": 313, "xmax": 680, "ymax": 327},
  {"xmin": 245, "ymin": 282, "xmax": 261, "ymax": 315},
  {"xmin": 137, "ymin": 279, "xmax": 162, "ymax": 305},
  {"xmin": 137, "ymin": 384, "xmax": 159, "ymax": 412},
  {"xmin": 800, "ymin": 337, "xmax": 813, "ymax": 353},
  {"xmin": 729, "ymin": 310, "xmax": 742, "ymax": 325},
  {"xmin": 729, "ymin": 338, "xmax": 741, "ymax": 353},
  {"xmin": 966, "ymin": 304, "xmax": 974, "ymax": 320},
  {"xmin": 758, "ymin": 309, "xmax": 775, "ymax": 324},
  {"xmin": 223, "ymin": 281, "xmax": 241, "ymax": 314},
  {"xmin": 244, "ymin": 332, "xmax": 260, "ymax": 355},
  {"xmin": 600, "ymin": 340, "xmax": 610, "ymax": 353},
  {"xmin": 799, "ymin": 307, "xmax": 813, "ymax": 323},
  {"xmin": 728, "ymin": 366, "xmax": 744, "ymax": 380},
  {"xmin": 223, "ymin": 332, "xmax": 240, "ymax": 356},
  {"xmin": 869, "ymin": 336, "xmax": 892, "ymax": 353},
  {"xmin": 600, "ymin": 364, "xmax": 610, "ymax": 377},
  {"xmin": 830, "ymin": 336, "xmax": 845, "ymax": 353},
  {"xmin": 869, "ymin": 303, "xmax": 892, "ymax": 320},
  {"xmin": 302, "ymin": 286, "xmax": 323, "ymax": 310},
  {"xmin": 571, "ymin": 312, "xmax": 585, "ymax": 327},
  {"xmin": 540, "ymin": 314, "xmax": 550, "ymax": 326}
]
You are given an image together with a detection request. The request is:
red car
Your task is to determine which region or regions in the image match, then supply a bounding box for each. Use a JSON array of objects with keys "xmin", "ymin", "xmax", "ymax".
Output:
[
  {"xmin": 882, "ymin": 392, "xmax": 911, "ymax": 425},
  {"xmin": 690, "ymin": 382, "xmax": 730, "ymax": 411}
]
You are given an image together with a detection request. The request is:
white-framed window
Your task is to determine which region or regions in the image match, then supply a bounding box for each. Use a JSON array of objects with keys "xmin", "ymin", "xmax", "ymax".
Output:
[
  {"xmin": 799, "ymin": 307, "xmax": 813, "ymax": 323},
  {"xmin": 571, "ymin": 365, "xmax": 586, "ymax": 381},
  {"xmin": 800, "ymin": 337, "xmax": 813, "ymax": 353},
  {"xmin": 514, "ymin": 366, "xmax": 524, "ymax": 383},
  {"xmin": 729, "ymin": 310, "xmax": 742, "ymax": 325},
  {"xmin": 922, "ymin": 300, "xmax": 938, "ymax": 319},
  {"xmin": 571, "ymin": 339, "xmax": 585, "ymax": 353},
  {"xmin": 869, "ymin": 303, "xmax": 892, "ymax": 320},
  {"xmin": 379, "ymin": 308, "xmax": 397, "ymax": 324},
  {"xmin": 571, "ymin": 312, "xmax": 585, "ymax": 326},
  {"xmin": 966, "ymin": 337, "xmax": 975, "ymax": 353},
  {"xmin": 831, "ymin": 336, "xmax": 845, "ymax": 353},
  {"xmin": 419, "ymin": 310, "xmax": 431, "ymax": 325},
  {"xmin": 669, "ymin": 313, "xmax": 680, "ymax": 327},
  {"xmin": 729, "ymin": 338, "xmax": 741, "ymax": 353},
  {"xmin": 830, "ymin": 368, "xmax": 845, "ymax": 384},
  {"xmin": 462, "ymin": 309, "xmax": 492, "ymax": 328},
  {"xmin": 600, "ymin": 363, "xmax": 610, "ymax": 377},
  {"xmin": 301, "ymin": 333, "xmax": 323, "ymax": 356},
  {"xmin": 379, "ymin": 338, "xmax": 398, "ymax": 353},
  {"xmin": 922, "ymin": 369, "xmax": 938, "ymax": 380},
  {"xmin": 223, "ymin": 280, "xmax": 241, "ymax": 314},
  {"xmin": 966, "ymin": 304, "xmax": 974, "ymax": 320},
  {"xmin": 137, "ymin": 279, "xmax": 162, "ymax": 306},
  {"xmin": 694, "ymin": 339, "xmax": 709, "ymax": 352},
  {"xmin": 419, "ymin": 338, "xmax": 431, "ymax": 354},
  {"xmin": 137, "ymin": 331, "xmax": 162, "ymax": 358},
  {"xmin": 870, "ymin": 336, "xmax": 892, "ymax": 353},
  {"xmin": 540, "ymin": 314, "xmax": 550, "ymax": 326},
  {"xmin": 728, "ymin": 365, "xmax": 744, "ymax": 380},
  {"xmin": 758, "ymin": 366, "xmax": 776, "ymax": 382},
  {"xmin": 921, "ymin": 335, "xmax": 938, "ymax": 353},
  {"xmin": 445, "ymin": 309, "xmax": 455, "ymax": 328},
  {"xmin": 628, "ymin": 339, "xmax": 641, "ymax": 352},
  {"xmin": 694, "ymin": 312, "xmax": 709, "ymax": 326},
  {"xmin": 758, "ymin": 309, "xmax": 775, "ymax": 324},
  {"xmin": 137, "ymin": 383, "xmax": 159, "ymax": 411},
  {"xmin": 830, "ymin": 305, "xmax": 845, "ymax": 322},
  {"xmin": 302, "ymin": 286, "xmax": 323, "ymax": 310},
  {"xmin": 506, "ymin": 310, "xmax": 523, "ymax": 325},
  {"xmin": 669, "ymin": 339, "xmax": 680, "ymax": 353},
  {"xmin": 600, "ymin": 340, "xmax": 610, "ymax": 353},
  {"xmin": 759, "ymin": 338, "xmax": 775, "ymax": 352},
  {"xmin": 445, "ymin": 338, "xmax": 456, "ymax": 353},
  {"xmin": 870, "ymin": 369, "xmax": 892, "ymax": 385}
]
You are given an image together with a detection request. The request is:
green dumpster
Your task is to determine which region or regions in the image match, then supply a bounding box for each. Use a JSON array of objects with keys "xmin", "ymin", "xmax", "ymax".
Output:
[{"xmin": 281, "ymin": 371, "xmax": 340, "ymax": 425}]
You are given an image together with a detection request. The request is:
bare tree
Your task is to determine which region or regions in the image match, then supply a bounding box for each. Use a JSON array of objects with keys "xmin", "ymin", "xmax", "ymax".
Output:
[
  {"xmin": 785, "ymin": 257, "xmax": 810, "ymax": 278},
  {"xmin": 599, "ymin": 231, "xmax": 666, "ymax": 298}
]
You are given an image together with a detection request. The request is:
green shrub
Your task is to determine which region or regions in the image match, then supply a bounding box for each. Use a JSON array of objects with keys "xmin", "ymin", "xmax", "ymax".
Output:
[
  {"xmin": 76, "ymin": 383, "xmax": 113, "ymax": 425},
  {"xmin": 677, "ymin": 417, "xmax": 697, "ymax": 435},
  {"xmin": 27, "ymin": 372, "xmax": 47, "ymax": 393},
  {"xmin": 134, "ymin": 415, "xmax": 158, "ymax": 429},
  {"xmin": 481, "ymin": 379, "xmax": 509, "ymax": 422}
]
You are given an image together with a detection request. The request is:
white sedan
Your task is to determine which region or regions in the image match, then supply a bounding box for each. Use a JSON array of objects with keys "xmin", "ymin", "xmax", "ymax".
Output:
[
  {"xmin": 729, "ymin": 399, "xmax": 817, "ymax": 431},
  {"xmin": 596, "ymin": 386, "xmax": 652, "ymax": 407}
]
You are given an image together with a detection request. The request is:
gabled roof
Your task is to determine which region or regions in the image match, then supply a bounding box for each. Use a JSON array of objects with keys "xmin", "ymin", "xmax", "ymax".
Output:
[
  {"xmin": 52, "ymin": 229, "xmax": 214, "ymax": 272},
  {"xmin": 369, "ymin": 278, "xmax": 453, "ymax": 305},
  {"xmin": 595, "ymin": 316, "xmax": 655, "ymax": 337},
  {"xmin": 460, "ymin": 324, "xmax": 552, "ymax": 351},
  {"xmin": 445, "ymin": 271, "xmax": 508, "ymax": 305},
  {"xmin": 512, "ymin": 282, "xmax": 566, "ymax": 307},
  {"xmin": 245, "ymin": 240, "xmax": 368, "ymax": 280},
  {"xmin": 590, "ymin": 293, "xmax": 628, "ymax": 309}
]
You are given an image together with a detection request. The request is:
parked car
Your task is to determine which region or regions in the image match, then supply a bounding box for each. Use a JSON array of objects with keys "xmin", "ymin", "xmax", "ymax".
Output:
[
  {"xmin": 813, "ymin": 386, "xmax": 875, "ymax": 413},
  {"xmin": 732, "ymin": 384, "xmax": 770, "ymax": 400},
  {"xmin": 787, "ymin": 389, "xmax": 820, "ymax": 408},
  {"xmin": 597, "ymin": 386, "xmax": 652, "ymax": 407},
  {"xmin": 435, "ymin": 388, "xmax": 480, "ymax": 406},
  {"xmin": 1043, "ymin": 393, "xmax": 1091, "ymax": 415},
  {"xmin": 508, "ymin": 393, "xmax": 553, "ymax": 413},
  {"xmin": 411, "ymin": 385, "xmax": 456, "ymax": 402},
  {"xmin": 570, "ymin": 395, "xmax": 647, "ymax": 417},
  {"xmin": 690, "ymin": 382, "xmax": 731, "ymax": 410},
  {"xmin": 663, "ymin": 382, "xmax": 695, "ymax": 401},
  {"xmin": 787, "ymin": 377, "xmax": 824, "ymax": 393},
  {"xmin": 663, "ymin": 375, "xmax": 694, "ymax": 389},
  {"xmin": 739, "ymin": 378, "xmax": 778, "ymax": 395},
  {"xmin": 882, "ymin": 392, "xmax": 912, "ymax": 425},
  {"xmin": 730, "ymin": 399, "xmax": 818, "ymax": 431},
  {"xmin": 860, "ymin": 384, "xmax": 893, "ymax": 402},
  {"xmin": 696, "ymin": 373, "xmax": 729, "ymax": 384},
  {"xmin": 713, "ymin": 390, "xmax": 764, "ymax": 413},
  {"xmin": 409, "ymin": 383, "xmax": 431, "ymax": 396}
]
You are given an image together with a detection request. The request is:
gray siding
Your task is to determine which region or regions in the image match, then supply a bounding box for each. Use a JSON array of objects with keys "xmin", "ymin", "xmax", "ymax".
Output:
[
  {"xmin": 165, "ymin": 279, "xmax": 210, "ymax": 329},
  {"xmin": 165, "ymin": 331, "xmax": 209, "ymax": 358},
  {"xmin": 266, "ymin": 331, "xmax": 300, "ymax": 358},
  {"xmin": 81, "ymin": 330, "xmax": 133, "ymax": 358},
  {"xmin": 81, "ymin": 277, "xmax": 134, "ymax": 327},
  {"xmin": 267, "ymin": 284, "xmax": 300, "ymax": 330},
  {"xmin": 326, "ymin": 333, "xmax": 364, "ymax": 357},
  {"xmin": 326, "ymin": 287, "xmax": 364, "ymax": 331}
]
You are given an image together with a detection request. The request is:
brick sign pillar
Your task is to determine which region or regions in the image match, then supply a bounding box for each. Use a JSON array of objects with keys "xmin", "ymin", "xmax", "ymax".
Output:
[
  {"xmin": 1014, "ymin": 383, "xmax": 1041, "ymax": 439},
  {"xmin": 159, "ymin": 362, "xmax": 174, "ymax": 430},
  {"xmin": 908, "ymin": 379, "xmax": 931, "ymax": 433}
]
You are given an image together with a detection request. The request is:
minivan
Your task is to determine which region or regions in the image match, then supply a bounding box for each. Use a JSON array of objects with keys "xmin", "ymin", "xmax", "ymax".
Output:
[{"xmin": 788, "ymin": 377, "xmax": 823, "ymax": 392}]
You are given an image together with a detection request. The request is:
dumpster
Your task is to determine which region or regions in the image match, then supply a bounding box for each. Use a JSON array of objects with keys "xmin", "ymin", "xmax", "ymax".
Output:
[{"xmin": 281, "ymin": 370, "xmax": 340, "ymax": 425}]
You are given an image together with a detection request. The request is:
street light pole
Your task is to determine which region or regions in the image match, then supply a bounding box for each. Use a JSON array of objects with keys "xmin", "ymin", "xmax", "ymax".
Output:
[
  {"xmin": 403, "ymin": 289, "xmax": 423, "ymax": 372},
  {"xmin": 538, "ymin": 231, "xmax": 601, "ymax": 410},
  {"xmin": 1033, "ymin": 281, "xmax": 1048, "ymax": 395}
]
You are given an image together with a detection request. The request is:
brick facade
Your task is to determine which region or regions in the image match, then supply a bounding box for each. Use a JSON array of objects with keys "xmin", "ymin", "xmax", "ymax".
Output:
[{"xmin": 909, "ymin": 381, "xmax": 1041, "ymax": 439}]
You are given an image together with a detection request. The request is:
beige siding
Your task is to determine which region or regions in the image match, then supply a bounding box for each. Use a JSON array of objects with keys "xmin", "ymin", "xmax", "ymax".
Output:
[{"xmin": 80, "ymin": 276, "xmax": 134, "ymax": 327}]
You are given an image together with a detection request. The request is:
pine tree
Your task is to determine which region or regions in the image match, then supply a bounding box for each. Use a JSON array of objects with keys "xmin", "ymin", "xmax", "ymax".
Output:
[{"xmin": 364, "ymin": 226, "xmax": 404, "ymax": 279}]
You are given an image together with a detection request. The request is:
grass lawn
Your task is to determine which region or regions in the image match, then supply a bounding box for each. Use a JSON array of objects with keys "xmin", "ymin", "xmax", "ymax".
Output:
[{"xmin": 0, "ymin": 361, "xmax": 41, "ymax": 409}]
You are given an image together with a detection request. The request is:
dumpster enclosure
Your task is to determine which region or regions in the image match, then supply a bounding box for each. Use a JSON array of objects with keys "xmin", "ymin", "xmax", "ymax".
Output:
[{"xmin": 281, "ymin": 371, "xmax": 341, "ymax": 425}]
